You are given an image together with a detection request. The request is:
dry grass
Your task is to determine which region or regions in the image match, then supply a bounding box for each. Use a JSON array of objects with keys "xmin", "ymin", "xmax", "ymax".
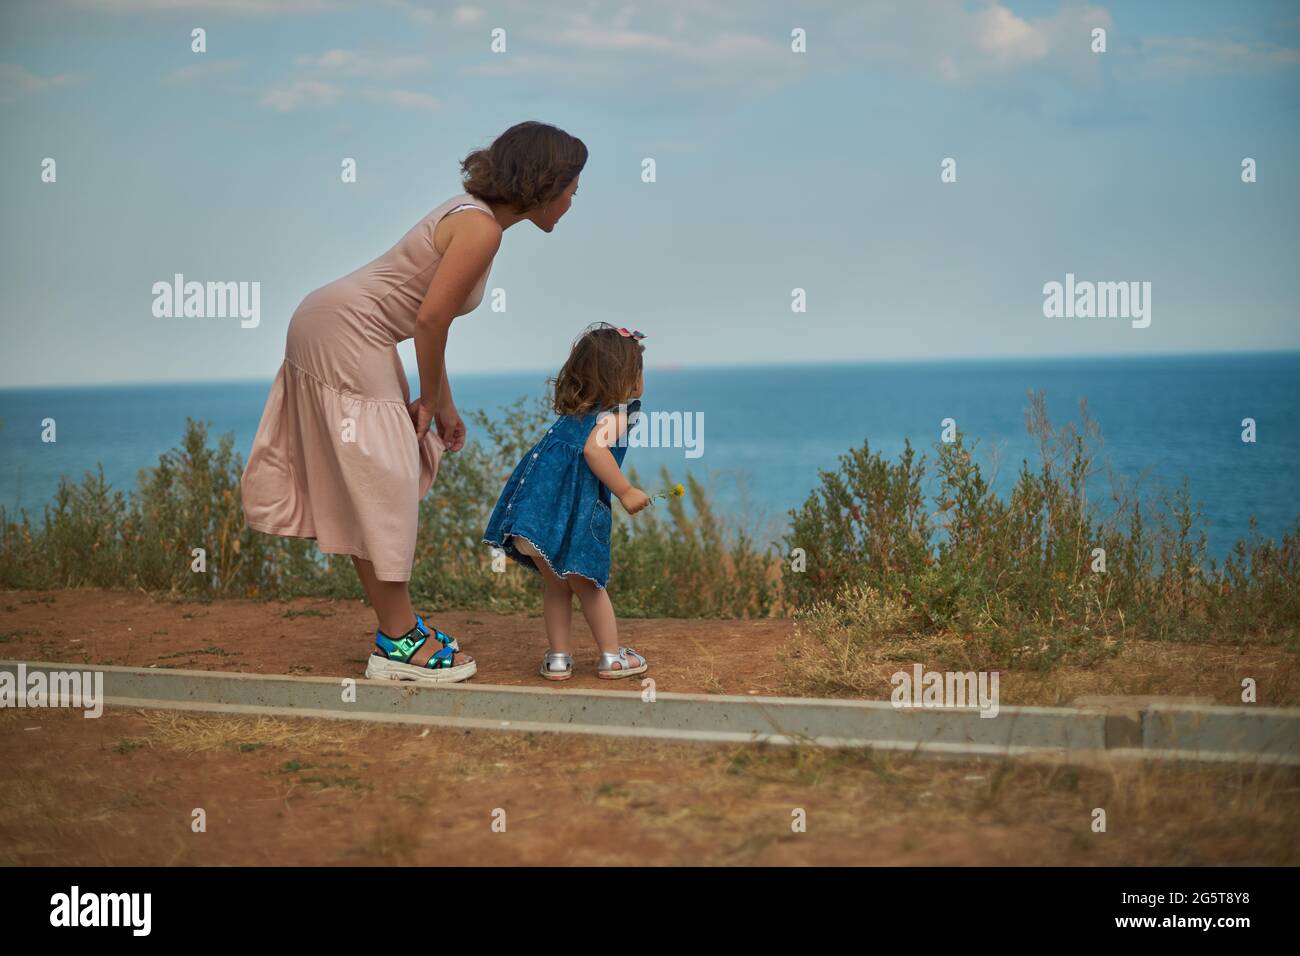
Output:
[
  {"xmin": 783, "ymin": 584, "xmax": 1300, "ymax": 706},
  {"xmin": 716, "ymin": 744, "xmax": 1300, "ymax": 864},
  {"xmin": 131, "ymin": 710, "xmax": 366, "ymax": 754}
]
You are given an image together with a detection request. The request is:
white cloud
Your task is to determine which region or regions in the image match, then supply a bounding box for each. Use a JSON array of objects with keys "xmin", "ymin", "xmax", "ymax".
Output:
[
  {"xmin": 258, "ymin": 79, "xmax": 340, "ymax": 111},
  {"xmin": 553, "ymin": 25, "xmax": 781, "ymax": 64},
  {"xmin": 293, "ymin": 49, "xmax": 431, "ymax": 76},
  {"xmin": 842, "ymin": 1, "xmax": 1111, "ymax": 85},
  {"xmin": 454, "ymin": 0, "xmax": 1105, "ymax": 94},
  {"xmin": 453, "ymin": 5, "xmax": 483, "ymax": 26},
  {"xmin": 74, "ymin": 0, "xmax": 340, "ymax": 12},
  {"xmin": 463, "ymin": 52, "xmax": 601, "ymax": 80},
  {"xmin": 383, "ymin": 0, "xmax": 435, "ymax": 25},
  {"xmin": 552, "ymin": 27, "xmax": 680, "ymax": 55},
  {"xmin": 377, "ymin": 88, "xmax": 439, "ymax": 110},
  {"xmin": 973, "ymin": 5, "xmax": 1051, "ymax": 67},
  {"xmin": 461, "ymin": 5, "xmax": 794, "ymax": 95},
  {"xmin": 1139, "ymin": 36, "xmax": 1300, "ymax": 75},
  {"xmin": 0, "ymin": 63, "xmax": 77, "ymax": 104},
  {"xmin": 263, "ymin": 47, "xmax": 437, "ymax": 111},
  {"xmin": 166, "ymin": 59, "xmax": 241, "ymax": 84}
]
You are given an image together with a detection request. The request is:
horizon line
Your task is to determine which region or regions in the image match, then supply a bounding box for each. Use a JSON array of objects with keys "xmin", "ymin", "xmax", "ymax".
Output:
[{"xmin": 1, "ymin": 346, "xmax": 1297, "ymax": 392}]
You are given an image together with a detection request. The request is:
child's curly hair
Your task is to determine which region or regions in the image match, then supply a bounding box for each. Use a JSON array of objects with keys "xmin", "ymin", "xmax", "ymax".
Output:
[
  {"xmin": 461, "ymin": 121, "xmax": 587, "ymax": 213},
  {"xmin": 550, "ymin": 323, "xmax": 644, "ymax": 417}
]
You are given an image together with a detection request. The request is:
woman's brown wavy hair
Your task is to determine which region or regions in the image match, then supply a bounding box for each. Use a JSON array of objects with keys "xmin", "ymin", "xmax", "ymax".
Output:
[
  {"xmin": 461, "ymin": 121, "xmax": 587, "ymax": 213},
  {"xmin": 551, "ymin": 323, "xmax": 644, "ymax": 417}
]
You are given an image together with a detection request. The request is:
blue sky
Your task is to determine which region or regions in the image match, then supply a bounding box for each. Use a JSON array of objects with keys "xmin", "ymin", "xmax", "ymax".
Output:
[{"xmin": 1, "ymin": 0, "xmax": 1298, "ymax": 386}]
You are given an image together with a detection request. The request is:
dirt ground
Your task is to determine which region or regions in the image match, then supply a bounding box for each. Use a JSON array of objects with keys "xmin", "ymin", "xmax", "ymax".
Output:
[
  {"xmin": 3, "ymin": 706, "xmax": 1297, "ymax": 866},
  {"xmin": 4, "ymin": 589, "xmax": 1298, "ymax": 866},
  {"xmin": 0, "ymin": 588, "xmax": 1296, "ymax": 705}
]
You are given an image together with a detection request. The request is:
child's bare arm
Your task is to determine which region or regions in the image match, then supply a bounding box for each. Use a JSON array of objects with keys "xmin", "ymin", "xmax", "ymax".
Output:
[{"xmin": 584, "ymin": 412, "xmax": 649, "ymax": 514}]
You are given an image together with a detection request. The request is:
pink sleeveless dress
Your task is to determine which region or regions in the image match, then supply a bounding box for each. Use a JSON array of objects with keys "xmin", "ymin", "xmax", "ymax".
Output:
[{"xmin": 240, "ymin": 194, "xmax": 495, "ymax": 581}]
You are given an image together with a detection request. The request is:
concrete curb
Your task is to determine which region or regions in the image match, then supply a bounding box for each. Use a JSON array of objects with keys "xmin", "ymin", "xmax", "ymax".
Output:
[{"xmin": 3, "ymin": 660, "xmax": 1296, "ymax": 765}]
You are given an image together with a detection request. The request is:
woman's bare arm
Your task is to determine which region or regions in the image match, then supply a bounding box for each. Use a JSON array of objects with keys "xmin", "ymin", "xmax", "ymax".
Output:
[{"xmin": 413, "ymin": 212, "xmax": 502, "ymax": 411}]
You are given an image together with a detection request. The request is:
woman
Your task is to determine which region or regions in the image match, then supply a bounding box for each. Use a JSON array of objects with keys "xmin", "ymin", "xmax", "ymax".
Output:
[{"xmin": 240, "ymin": 121, "xmax": 586, "ymax": 684}]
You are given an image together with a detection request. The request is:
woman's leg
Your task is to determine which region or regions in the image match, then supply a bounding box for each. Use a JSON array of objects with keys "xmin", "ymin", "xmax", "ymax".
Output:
[
  {"xmin": 351, "ymin": 555, "xmax": 473, "ymax": 666},
  {"xmin": 510, "ymin": 538, "xmax": 574, "ymax": 652}
]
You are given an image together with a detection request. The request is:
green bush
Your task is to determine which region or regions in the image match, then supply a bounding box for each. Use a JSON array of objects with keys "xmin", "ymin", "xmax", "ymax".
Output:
[
  {"xmin": 0, "ymin": 401, "xmax": 778, "ymax": 618},
  {"xmin": 784, "ymin": 391, "xmax": 1299, "ymax": 662},
  {"xmin": 4, "ymin": 389, "xmax": 1295, "ymax": 645},
  {"xmin": 608, "ymin": 467, "xmax": 776, "ymax": 618}
]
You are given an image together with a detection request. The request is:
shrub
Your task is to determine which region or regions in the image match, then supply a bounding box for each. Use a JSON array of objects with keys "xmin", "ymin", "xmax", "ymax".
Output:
[
  {"xmin": 785, "ymin": 391, "xmax": 1298, "ymax": 682},
  {"xmin": 0, "ymin": 402, "xmax": 780, "ymax": 618}
]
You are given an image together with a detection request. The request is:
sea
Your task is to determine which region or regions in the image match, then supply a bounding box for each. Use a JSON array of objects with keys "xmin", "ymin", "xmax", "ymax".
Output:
[{"xmin": 1, "ymin": 353, "xmax": 1297, "ymax": 559}]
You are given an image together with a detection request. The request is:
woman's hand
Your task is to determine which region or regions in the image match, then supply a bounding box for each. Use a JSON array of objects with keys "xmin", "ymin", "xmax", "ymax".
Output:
[
  {"xmin": 407, "ymin": 398, "xmax": 435, "ymax": 441},
  {"xmin": 435, "ymin": 403, "xmax": 466, "ymax": 452}
]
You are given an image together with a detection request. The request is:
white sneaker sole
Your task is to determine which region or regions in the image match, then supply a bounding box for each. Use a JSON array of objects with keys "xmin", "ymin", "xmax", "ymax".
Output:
[{"xmin": 365, "ymin": 653, "xmax": 477, "ymax": 684}]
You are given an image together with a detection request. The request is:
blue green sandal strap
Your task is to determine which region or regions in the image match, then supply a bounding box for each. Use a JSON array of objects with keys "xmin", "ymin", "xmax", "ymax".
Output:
[
  {"xmin": 426, "ymin": 644, "xmax": 459, "ymax": 669},
  {"xmin": 374, "ymin": 618, "xmax": 462, "ymax": 670},
  {"xmin": 416, "ymin": 615, "xmax": 459, "ymax": 652}
]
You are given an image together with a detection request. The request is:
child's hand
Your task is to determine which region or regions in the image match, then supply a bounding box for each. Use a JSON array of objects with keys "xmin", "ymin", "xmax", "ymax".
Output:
[{"xmin": 618, "ymin": 487, "xmax": 651, "ymax": 515}]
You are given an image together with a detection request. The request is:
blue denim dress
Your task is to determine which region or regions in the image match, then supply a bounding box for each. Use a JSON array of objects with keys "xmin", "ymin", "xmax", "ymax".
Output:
[{"xmin": 482, "ymin": 399, "xmax": 641, "ymax": 589}]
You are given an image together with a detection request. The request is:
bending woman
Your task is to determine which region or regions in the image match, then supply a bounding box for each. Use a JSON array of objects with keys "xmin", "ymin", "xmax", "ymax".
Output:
[{"xmin": 241, "ymin": 121, "xmax": 586, "ymax": 684}]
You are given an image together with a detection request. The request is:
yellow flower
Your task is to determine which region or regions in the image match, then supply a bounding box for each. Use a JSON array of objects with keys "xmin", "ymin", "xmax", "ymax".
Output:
[{"xmin": 650, "ymin": 483, "xmax": 687, "ymax": 505}]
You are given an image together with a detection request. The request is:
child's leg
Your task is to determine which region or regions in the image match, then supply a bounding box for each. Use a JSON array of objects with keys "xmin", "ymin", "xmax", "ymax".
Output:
[
  {"xmin": 510, "ymin": 537, "xmax": 574, "ymax": 652},
  {"xmin": 568, "ymin": 577, "xmax": 642, "ymax": 672}
]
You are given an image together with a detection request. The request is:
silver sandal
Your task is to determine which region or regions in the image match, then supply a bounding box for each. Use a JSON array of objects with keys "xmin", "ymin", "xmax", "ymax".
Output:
[
  {"xmin": 540, "ymin": 651, "xmax": 574, "ymax": 681},
  {"xmin": 597, "ymin": 646, "xmax": 648, "ymax": 680}
]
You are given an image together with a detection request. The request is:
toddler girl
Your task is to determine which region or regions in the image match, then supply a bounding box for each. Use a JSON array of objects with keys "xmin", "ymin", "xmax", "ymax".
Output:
[{"xmin": 483, "ymin": 322, "xmax": 650, "ymax": 680}]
